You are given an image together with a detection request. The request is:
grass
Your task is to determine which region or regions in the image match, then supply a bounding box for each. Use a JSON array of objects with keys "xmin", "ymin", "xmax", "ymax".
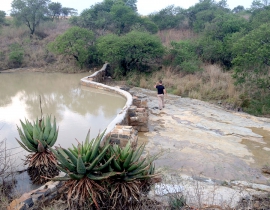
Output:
[{"xmin": 126, "ymin": 64, "xmax": 244, "ymax": 109}]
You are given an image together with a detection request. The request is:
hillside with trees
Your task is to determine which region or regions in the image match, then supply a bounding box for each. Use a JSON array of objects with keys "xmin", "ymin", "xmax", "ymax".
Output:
[{"xmin": 0, "ymin": 0, "xmax": 270, "ymax": 116}]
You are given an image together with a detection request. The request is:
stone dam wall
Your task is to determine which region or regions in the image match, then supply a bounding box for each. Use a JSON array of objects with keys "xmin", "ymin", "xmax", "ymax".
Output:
[{"xmin": 8, "ymin": 63, "xmax": 149, "ymax": 210}]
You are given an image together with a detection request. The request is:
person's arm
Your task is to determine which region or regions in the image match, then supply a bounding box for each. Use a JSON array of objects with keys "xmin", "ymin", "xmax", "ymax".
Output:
[
  {"xmin": 154, "ymin": 82, "xmax": 158, "ymax": 89},
  {"xmin": 164, "ymin": 88, "xmax": 167, "ymax": 96}
]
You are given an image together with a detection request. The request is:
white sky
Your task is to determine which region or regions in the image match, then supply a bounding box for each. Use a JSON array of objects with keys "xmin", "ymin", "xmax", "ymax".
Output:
[{"xmin": 1, "ymin": 0, "xmax": 254, "ymax": 16}]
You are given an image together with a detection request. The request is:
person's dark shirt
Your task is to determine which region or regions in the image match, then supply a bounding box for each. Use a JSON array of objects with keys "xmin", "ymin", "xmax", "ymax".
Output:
[{"xmin": 156, "ymin": 85, "xmax": 165, "ymax": 94}]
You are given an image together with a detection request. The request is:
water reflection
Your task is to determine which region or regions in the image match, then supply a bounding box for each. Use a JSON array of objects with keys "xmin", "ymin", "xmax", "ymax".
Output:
[{"xmin": 0, "ymin": 72, "xmax": 126, "ymax": 167}]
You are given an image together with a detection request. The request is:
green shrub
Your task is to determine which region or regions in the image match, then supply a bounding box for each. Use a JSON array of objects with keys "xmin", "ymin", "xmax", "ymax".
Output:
[{"xmin": 8, "ymin": 43, "xmax": 24, "ymax": 67}]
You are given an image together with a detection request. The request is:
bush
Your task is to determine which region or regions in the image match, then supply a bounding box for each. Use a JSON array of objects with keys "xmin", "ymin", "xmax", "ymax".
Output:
[
  {"xmin": 8, "ymin": 43, "xmax": 24, "ymax": 67},
  {"xmin": 97, "ymin": 31, "xmax": 165, "ymax": 77},
  {"xmin": 169, "ymin": 40, "xmax": 202, "ymax": 73}
]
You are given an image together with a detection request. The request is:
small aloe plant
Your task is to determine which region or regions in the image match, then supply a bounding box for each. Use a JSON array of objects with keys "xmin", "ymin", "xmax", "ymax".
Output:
[{"xmin": 16, "ymin": 115, "xmax": 59, "ymax": 184}]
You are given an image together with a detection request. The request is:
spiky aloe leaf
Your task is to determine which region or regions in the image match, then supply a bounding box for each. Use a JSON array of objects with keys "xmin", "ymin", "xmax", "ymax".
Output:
[
  {"xmin": 47, "ymin": 117, "xmax": 56, "ymax": 145},
  {"xmin": 20, "ymin": 120, "xmax": 37, "ymax": 146},
  {"xmin": 94, "ymin": 155, "xmax": 115, "ymax": 171},
  {"xmin": 87, "ymin": 172, "xmax": 120, "ymax": 181},
  {"xmin": 127, "ymin": 165, "xmax": 150, "ymax": 176},
  {"xmin": 69, "ymin": 173, "xmax": 84, "ymax": 180},
  {"xmin": 131, "ymin": 143, "xmax": 146, "ymax": 163},
  {"xmin": 127, "ymin": 158, "xmax": 146, "ymax": 172},
  {"xmin": 15, "ymin": 138, "xmax": 32, "ymax": 152},
  {"xmin": 86, "ymin": 144, "xmax": 110, "ymax": 171},
  {"xmin": 63, "ymin": 148, "xmax": 78, "ymax": 166},
  {"xmin": 16, "ymin": 126, "xmax": 37, "ymax": 152},
  {"xmin": 89, "ymin": 130, "xmax": 106, "ymax": 162},
  {"xmin": 77, "ymin": 155, "xmax": 86, "ymax": 174},
  {"xmin": 50, "ymin": 147, "xmax": 76, "ymax": 171},
  {"xmin": 48, "ymin": 127, "xmax": 59, "ymax": 147},
  {"xmin": 112, "ymin": 158, "xmax": 122, "ymax": 171},
  {"xmin": 123, "ymin": 149, "xmax": 134, "ymax": 169},
  {"xmin": 43, "ymin": 115, "xmax": 51, "ymax": 140}
]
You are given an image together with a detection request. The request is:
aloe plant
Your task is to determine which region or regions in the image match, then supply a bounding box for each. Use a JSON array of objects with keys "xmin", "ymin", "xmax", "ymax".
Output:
[
  {"xmin": 107, "ymin": 141, "xmax": 159, "ymax": 208},
  {"xmin": 50, "ymin": 130, "xmax": 119, "ymax": 208},
  {"xmin": 50, "ymin": 130, "xmax": 160, "ymax": 209},
  {"xmin": 16, "ymin": 115, "xmax": 59, "ymax": 184}
]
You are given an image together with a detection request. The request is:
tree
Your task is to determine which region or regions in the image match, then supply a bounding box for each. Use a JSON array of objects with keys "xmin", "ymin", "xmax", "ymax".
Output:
[
  {"xmin": 0, "ymin": 11, "xmax": 6, "ymax": 26},
  {"xmin": 110, "ymin": 2, "xmax": 139, "ymax": 34},
  {"xmin": 232, "ymin": 23, "xmax": 270, "ymax": 89},
  {"xmin": 48, "ymin": 27, "xmax": 96, "ymax": 68},
  {"xmin": 61, "ymin": 7, "xmax": 77, "ymax": 18},
  {"xmin": 11, "ymin": 0, "xmax": 50, "ymax": 35},
  {"xmin": 196, "ymin": 13, "xmax": 247, "ymax": 67},
  {"xmin": 250, "ymin": 0, "xmax": 265, "ymax": 11},
  {"xmin": 232, "ymin": 5, "xmax": 245, "ymax": 13},
  {"xmin": 149, "ymin": 5, "xmax": 185, "ymax": 30},
  {"xmin": 97, "ymin": 31, "xmax": 165, "ymax": 76},
  {"xmin": 122, "ymin": 0, "xmax": 137, "ymax": 12},
  {"xmin": 48, "ymin": 2, "xmax": 62, "ymax": 21}
]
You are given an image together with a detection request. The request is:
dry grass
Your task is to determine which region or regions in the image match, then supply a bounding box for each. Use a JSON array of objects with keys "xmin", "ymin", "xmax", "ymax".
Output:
[
  {"xmin": 157, "ymin": 29, "xmax": 197, "ymax": 47},
  {"xmin": 126, "ymin": 64, "xmax": 243, "ymax": 108},
  {"xmin": 0, "ymin": 20, "xmax": 71, "ymax": 70}
]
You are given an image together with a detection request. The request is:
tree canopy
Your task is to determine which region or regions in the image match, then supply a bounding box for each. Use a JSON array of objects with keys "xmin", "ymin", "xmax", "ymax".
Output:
[
  {"xmin": 48, "ymin": 27, "xmax": 96, "ymax": 68},
  {"xmin": 11, "ymin": 0, "xmax": 50, "ymax": 35},
  {"xmin": 97, "ymin": 31, "xmax": 165, "ymax": 76}
]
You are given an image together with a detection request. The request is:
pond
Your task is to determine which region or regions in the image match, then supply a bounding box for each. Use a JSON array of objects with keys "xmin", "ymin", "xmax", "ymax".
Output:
[{"xmin": 0, "ymin": 71, "xmax": 126, "ymax": 193}]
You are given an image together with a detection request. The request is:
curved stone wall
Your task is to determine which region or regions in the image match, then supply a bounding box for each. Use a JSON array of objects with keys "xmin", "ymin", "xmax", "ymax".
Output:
[{"xmin": 80, "ymin": 63, "xmax": 134, "ymax": 143}]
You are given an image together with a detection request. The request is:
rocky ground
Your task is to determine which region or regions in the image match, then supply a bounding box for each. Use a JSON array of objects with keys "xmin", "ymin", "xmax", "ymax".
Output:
[{"xmin": 127, "ymin": 87, "xmax": 270, "ymax": 209}]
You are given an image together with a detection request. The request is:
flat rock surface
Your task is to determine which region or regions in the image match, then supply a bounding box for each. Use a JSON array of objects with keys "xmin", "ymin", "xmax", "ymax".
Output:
[{"xmin": 131, "ymin": 87, "xmax": 270, "ymax": 184}]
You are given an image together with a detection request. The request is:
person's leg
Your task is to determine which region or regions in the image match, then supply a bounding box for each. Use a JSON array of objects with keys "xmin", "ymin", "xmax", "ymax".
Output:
[
  {"xmin": 157, "ymin": 95, "xmax": 162, "ymax": 110},
  {"xmin": 161, "ymin": 94, "xmax": 164, "ymax": 108}
]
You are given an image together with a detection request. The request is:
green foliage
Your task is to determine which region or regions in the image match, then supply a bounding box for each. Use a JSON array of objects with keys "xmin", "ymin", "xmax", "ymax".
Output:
[
  {"xmin": 110, "ymin": 2, "xmax": 139, "ymax": 34},
  {"xmin": 232, "ymin": 5, "xmax": 245, "ymax": 13},
  {"xmin": 16, "ymin": 115, "xmax": 59, "ymax": 153},
  {"xmin": 69, "ymin": 0, "xmax": 114, "ymax": 34},
  {"xmin": 70, "ymin": 0, "xmax": 153, "ymax": 35},
  {"xmin": 61, "ymin": 7, "xmax": 77, "ymax": 17},
  {"xmin": 11, "ymin": 0, "xmax": 50, "ymax": 35},
  {"xmin": 139, "ymin": 17, "xmax": 158, "ymax": 34},
  {"xmin": 249, "ymin": 6, "xmax": 270, "ymax": 29},
  {"xmin": 50, "ymin": 130, "xmax": 159, "ymax": 208},
  {"xmin": 169, "ymin": 194, "xmax": 186, "ymax": 210},
  {"xmin": 232, "ymin": 23, "xmax": 270, "ymax": 89},
  {"xmin": 48, "ymin": 27, "xmax": 96, "ymax": 68},
  {"xmin": 48, "ymin": 2, "xmax": 62, "ymax": 21},
  {"xmin": 170, "ymin": 40, "xmax": 202, "ymax": 73},
  {"xmin": 50, "ymin": 130, "xmax": 116, "ymax": 180},
  {"xmin": 186, "ymin": 0, "xmax": 229, "ymax": 32},
  {"xmin": 244, "ymin": 95, "xmax": 270, "ymax": 116},
  {"xmin": 197, "ymin": 13, "xmax": 247, "ymax": 67},
  {"xmin": 0, "ymin": 10, "xmax": 6, "ymax": 26},
  {"xmin": 8, "ymin": 43, "xmax": 24, "ymax": 67},
  {"xmin": 97, "ymin": 31, "xmax": 165, "ymax": 76},
  {"xmin": 149, "ymin": 5, "xmax": 185, "ymax": 30},
  {"xmin": 108, "ymin": 142, "xmax": 157, "ymax": 181}
]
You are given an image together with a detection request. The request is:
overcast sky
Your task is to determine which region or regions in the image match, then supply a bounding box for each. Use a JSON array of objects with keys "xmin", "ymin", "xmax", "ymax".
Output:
[{"xmin": 1, "ymin": 0, "xmax": 254, "ymax": 16}]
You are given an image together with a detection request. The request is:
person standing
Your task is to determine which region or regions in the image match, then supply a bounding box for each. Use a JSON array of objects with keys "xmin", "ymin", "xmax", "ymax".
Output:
[{"xmin": 154, "ymin": 80, "xmax": 167, "ymax": 110}]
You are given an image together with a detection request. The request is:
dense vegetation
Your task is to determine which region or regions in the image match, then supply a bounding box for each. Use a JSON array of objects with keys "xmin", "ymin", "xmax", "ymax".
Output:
[{"xmin": 0, "ymin": 0, "xmax": 270, "ymax": 115}]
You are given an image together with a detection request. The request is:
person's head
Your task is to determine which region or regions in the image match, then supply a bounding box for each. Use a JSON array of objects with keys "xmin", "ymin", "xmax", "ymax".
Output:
[{"xmin": 159, "ymin": 80, "xmax": 162, "ymax": 84}]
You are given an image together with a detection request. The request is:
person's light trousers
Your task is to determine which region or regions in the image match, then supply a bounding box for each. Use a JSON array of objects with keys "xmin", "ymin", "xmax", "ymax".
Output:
[{"xmin": 157, "ymin": 94, "xmax": 164, "ymax": 109}]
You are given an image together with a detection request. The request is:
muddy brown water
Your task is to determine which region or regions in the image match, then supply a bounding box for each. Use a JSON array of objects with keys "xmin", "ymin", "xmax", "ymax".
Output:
[
  {"xmin": 241, "ymin": 127, "xmax": 270, "ymax": 169},
  {"xmin": 0, "ymin": 72, "xmax": 126, "ymax": 193}
]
